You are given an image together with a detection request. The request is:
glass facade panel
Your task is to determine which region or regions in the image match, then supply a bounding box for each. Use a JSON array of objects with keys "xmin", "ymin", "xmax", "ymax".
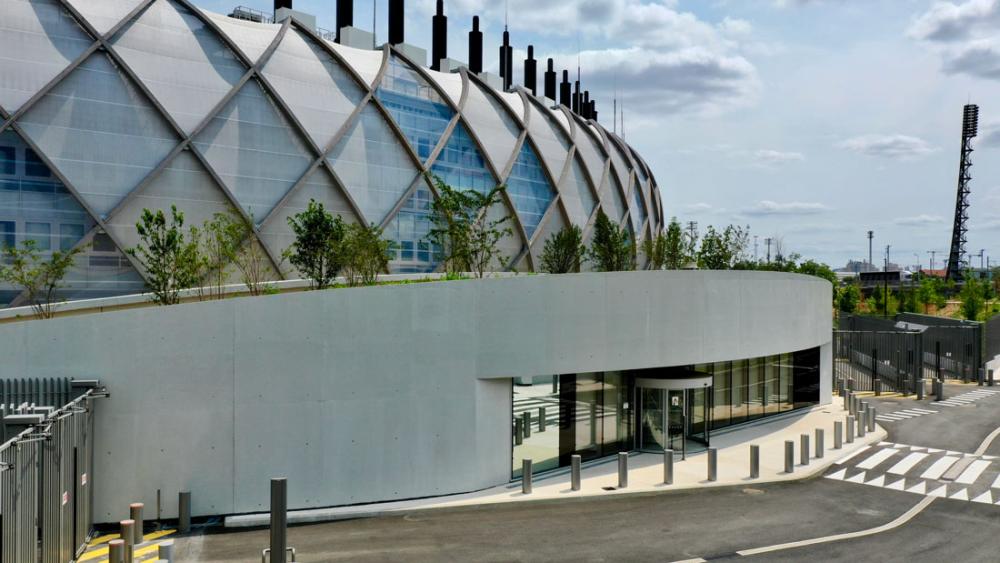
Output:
[
  {"xmin": 505, "ymin": 143, "xmax": 556, "ymax": 239},
  {"xmin": 511, "ymin": 375, "xmax": 560, "ymax": 478},
  {"xmin": 730, "ymin": 359, "xmax": 748, "ymax": 425},
  {"xmin": 793, "ymin": 347, "xmax": 822, "ymax": 409},
  {"xmin": 461, "ymin": 81, "xmax": 520, "ymax": 173},
  {"xmin": 375, "ymin": 55, "xmax": 454, "ymax": 162},
  {"xmin": 384, "ymin": 184, "xmax": 436, "ymax": 273},
  {"xmin": 630, "ymin": 186, "xmax": 647, "ymax": 235},
  {"xmin": 747, "ymin": 357, "xmax": 764, "ymax": 420},
  {"xmin": 429, "ymin": 122, "xmax": 496, "ymax": 195},
  {"xmin": 711, "ymin": 362, "xmax": 731, "ymax": 430},
  {"xmin": 764, "ymin": 356, "xmax": 780, "ymax": 415},
  {"xmin": 602, "ymin": 171, "xmax": 627, "ymax": 223},
  {"xmin": 573, "ymin": 373, "xmax": 601, "ymax": 460},
  {"xmin": 780, "ymin": 353, "xmax": 794, "ymax": 412},
  {"xmin": 559, "ymin": 156, "xmax": 597, "ymax": 227}
]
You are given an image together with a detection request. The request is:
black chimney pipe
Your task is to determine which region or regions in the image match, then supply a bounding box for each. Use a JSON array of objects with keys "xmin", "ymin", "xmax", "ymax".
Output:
[
  {"xmin": 499, "ymin": 29, "xmax": 512, "ymax": 90},
  {"xmin": 524, "ymin": 46, "xmax": 537, "ymax": 95},
  {"xmin": 559, "ymin": 70, "xmax": 570, "ymax": 107},
  {"xmin": 583, "ymin": 91, "xmax": 590, "ymax": 118},
  {"xmin": 544, "ymin": 59, "xmax": 556, "ymax": 101},
  {"xmin": 335, "ymin": 0, "xmax": 352, "ymax": 43},
  {"xmin": 275, "ymin": 0, "xmax": 292, "ymax": 12},
  {"xmin": 432, "ymin": 0, "xmax": 447, "ymax": 71},
  {"xmin": 572, "ymin": 80, "xmax": 580, "ymax": 113},
  {"xmin": 469, "ymin": 16, "xmax": 483, "ymax": 74},
  {"xmin": 389, "ymin": 0, "xmax": 404, "ymax": 46}
]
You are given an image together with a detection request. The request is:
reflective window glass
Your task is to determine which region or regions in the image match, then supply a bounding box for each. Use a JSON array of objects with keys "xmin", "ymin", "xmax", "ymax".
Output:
[
  {"xmin": 711, "ymin": 362, "xmax": 731, "ymax": 430},
  {"xmin": 764, "ymin": 356, "xmax": 780, "ymax": 415},
  {"xmin": 25, "ymin": 222, "xmax": 51, "ymax": 250},
  {"xmin": 375, "ymin": 55, "xmax": 454, "ymax": 162},
  {"xmin": 384, "ymin": 185, "xmax": 437, "ymax": 273},
  {"xmin": 429, "ymin": 122, "xmax": 496, "ymax": 195},
  {"xmin": 512, "ymin": 375, "xmax": 560, "ymax": 478},
  {"xmin": 731, "ymin": 359, "xmax": 748, "ymax": 424},
  {"xmin": 24, "ymin": 148, "xmax": 50, "ymax": 178},
  {"xmin": 0, "ymin": 221, "xmax": 14, "ymax": 250},
  {"xmin": 0, "ymin": 147, "xmax": 14, "ymax": 175},
  {"xmin": 59, "ymin": 223, "xmax": 84, "ymax": 251},
  {"xmin": 505, "ymin": 142, "xmax": 556, "ymax": 238},
  {"xmin": 780, "ymin": 352, "xmax": 793, "ymax": 411},
  {"xmin": 748, "ymin": 357, "xmax": 764, "ymax": 420}
]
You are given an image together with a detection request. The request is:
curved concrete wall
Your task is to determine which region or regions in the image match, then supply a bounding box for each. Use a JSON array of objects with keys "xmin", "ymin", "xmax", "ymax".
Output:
[{"xmin": 0, "ymin": 271, "xmax": 832, "ymax": 521}]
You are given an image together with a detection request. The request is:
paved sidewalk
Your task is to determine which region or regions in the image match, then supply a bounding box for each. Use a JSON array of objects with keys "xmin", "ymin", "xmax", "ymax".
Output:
[{"xmin": 226, "ymin": 400, "xmax": 885, "ymax": 528}]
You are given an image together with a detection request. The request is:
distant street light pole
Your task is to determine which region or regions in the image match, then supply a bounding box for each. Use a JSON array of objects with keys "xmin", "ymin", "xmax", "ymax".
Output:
[
  {"xmin": 884, "ymin": 245, "xmax": 890, "ymax": 318},
  {"xmin": 765, "ymin": 237, "xmax": 773, "ymax": 264},
  {"xmin": 868, "ymin": 230, "xmax": 874, "ymax": 270},
  {"xmin": 927, "ymin": 250, "xmax": 939, "ymax": 272},
  {"xmin": 913, "ymin": 253, "xmax": 920, "ymax": 272}
]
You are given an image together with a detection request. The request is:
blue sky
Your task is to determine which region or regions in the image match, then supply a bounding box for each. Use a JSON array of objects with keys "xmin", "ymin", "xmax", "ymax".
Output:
[{"xmin": 195, "ymin": 0, "xmax": 1000, "ymax": 269}]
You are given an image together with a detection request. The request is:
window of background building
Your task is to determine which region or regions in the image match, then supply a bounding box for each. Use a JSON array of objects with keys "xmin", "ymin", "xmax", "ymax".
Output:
[
  {"xmin": 24, "ymin": 148, "xmax": 50, "ymax": 178},
  {"xmin": 0, "ymin": 147, "xmax": 14, "ymax": 175},
  {"xmin": 0, "ymin": 221, "xmax": 14, "ymax": 250},
  {"xmin": 60, "ymin": 224, "xmax": 84, "ymax": 252},
  {"xmin": 25, "ymin": 222, "xmax": 50, "ymax": 250}
]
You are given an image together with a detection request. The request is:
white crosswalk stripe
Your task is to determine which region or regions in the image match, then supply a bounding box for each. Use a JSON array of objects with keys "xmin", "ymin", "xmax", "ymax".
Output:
[
  {"xmin": 921, "ymin": 456, "xmax": 960, "ymax": 480},
  {"xmin": 887, "ymin": 452, "xmax": 928, "ymax": 475}
]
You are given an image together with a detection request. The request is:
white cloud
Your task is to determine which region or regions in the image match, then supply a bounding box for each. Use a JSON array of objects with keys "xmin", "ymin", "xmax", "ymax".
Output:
[
  {"xmin": 894, "ymin": 214, "xmax": 946, "ymax": 226},
  {"xmin": 837, "ymin": 134, "xmax": 937, "ymax": 159},
  {"xmin": 752, "ymin": 149, "xmax": 805, "ymax": 166},
  {"xmin": 743, "ymin": 201, "xmax": 832, "ymax": 216},
  {"xmin": 908, "ymin": 0, "xmax": 1000, "ymax": 81}
]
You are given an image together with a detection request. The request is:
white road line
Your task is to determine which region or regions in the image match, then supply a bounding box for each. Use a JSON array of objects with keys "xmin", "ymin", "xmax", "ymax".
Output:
[
  {"xmin": 955, "ymin": 460, "xmax": 991, "ymax": 484},
  {"xmin": 889, "ymin": 412, "xmax": 917, "ymax": 418},
  {"xmin": 857, "ymin": 449, "xmax": 898, "ymax": 470},
  {"xmin": 835, "ymin": 445, "xmax": 871, "ymax": 465},
  {"xmin": 974, "ymin": 426, "xmax": 1000, "ymax": 456},
  {"xmin": 909, "ymin": 408, "xmax": 938, "ymax": 413},
  {"xmin": 887, "ymin": 452, "xmax": 929, "ymax": 475},
  {"xmin": 877, "ymin": 414, "xmax": 906, "ymax": 421},
  {"xmin": 991, "ymin": 474, "xmax": 1000, "ymax": 489},
  {"xmin": 921, "ymin": 456, "xmax": 960, "ymax": 480},
  {"xmin": 895, "ymin": 410, "xmax": 927, "ymax": 416}
]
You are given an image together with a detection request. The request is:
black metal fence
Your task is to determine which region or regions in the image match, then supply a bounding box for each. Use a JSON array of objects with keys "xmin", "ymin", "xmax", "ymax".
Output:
[
  {"xmin": 985, "ymin": 314, "xmax": 1000, "ymax": 367},
  {"xmin": 834, "ymin": 330, "xmax": 923, "ymax": 394},
  {"xmin": 1, "ymin": 379, "xmax": 105, "ymax": 563}
]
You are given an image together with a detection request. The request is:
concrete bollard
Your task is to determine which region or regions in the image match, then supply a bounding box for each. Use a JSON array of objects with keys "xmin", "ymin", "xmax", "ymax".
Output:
[
  {"xmin": 178, "ymin": 491, "xmax": 191, "ymax": 534},
  {"xmin": 750, "ymin": 445, "xmax": 760, "ymax": 479},
  {"xmin": 514, "ymin": 419, "xmax": 523, "ymax": 446},
  {"xmin": 843, "ymin": 389, "xmax": 850, "ymax": 410},
  {"xmin": 664, "ymin": 449, "xmax": 674, "ymax": 485},
  {"xmin": 130, "ymin": 503, "xmax": 144, "ymax": 544},
  {"xmin": 990, "ymin": 370, "xmax": 995, "ymax": 387},
  {"xmin": 538, "ymin": 407, "xmax": 546, "ymax": 432},
  {"xmin": 120, "ymin": 519, "xmax": 135, "ymax": 563},
  {"xmin": 858, "ymin": 407, "xmax": 867, "ymax": 438},
  {"xmin": 270, "ymin": 478, "xmax": 287, "ymax": 563},
  {"xmin": 707, "ymin": 448, "xmax": 718, "ymax": 482},
  {"xmin": 618, "ymin": 452, "xmax": 628, "ymax": 488},
  {"xmin": 522, "ymin": 411, "xmax": 531, "ymax": 438},
  {"xmin": 800, "ymin": 434, "xmax": 810, "ymax": 466},
  {"xmin": 846, "ymin": 416, "xmax": 855, "ymax": 444},
  {"xmin": 522, "ymin": 459, "xmax": 532, "ymax": 494},
  {"xmin": 570, "ymin": 454, "xmax": 581, "ymax": 491},
  {"xmin": 917, "ymin": 378, "xmax": 925, "ymax": 400},
  {"xmin": 868, "ymin": 407, "xmax": 876, "ymax": 432},
  {"xmin": 108, "ymin": 539, "xmax": 125, "ymax": 563},
  {"xmin": 815, "ymin": 428, "xmax": 824, "ymax": 459},
  {"xmin": 784, "ymin": 441, "xmax": 794, "ymax": 473},
  {"xmin": 158, "ymin": 540, "xmax": 174, "ymax": 562},
  {"xmin": 834, "ymin": 421, "xmax": 843, "ymax": 449}
]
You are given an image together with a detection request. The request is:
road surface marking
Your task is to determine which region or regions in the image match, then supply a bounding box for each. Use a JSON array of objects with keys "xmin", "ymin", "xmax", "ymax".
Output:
[
  {"xmin": 857, "ymin": 449, "xmax": 898, "ymax": 470},
  {"xmin": 955, "ymin": 460, "xmax": 992, "ymax": 484},
  {"xmin": 920, "ymin": 456, "xmax": 959, "ymax": 480},
  {"xmin": 835, "ymin": 445, "xmax": 871, "ymax": 465},
  {"xmin": 887, "ymin": 452, "xmax": 928, "ymax": 475}
]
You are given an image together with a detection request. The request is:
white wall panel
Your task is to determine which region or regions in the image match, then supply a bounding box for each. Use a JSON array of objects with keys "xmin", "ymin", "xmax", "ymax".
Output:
[
  {"xmin": 461, "ymin": 80, "xmax": 520, "ymax": 174},
  {"xmin": 572, "ymin": 122, "xmax": 608, "ymax": 197},
  {"xmin": 65, "ymin": 0, "xmax": 144, "ymax": 36},
  {"xmin": 559, "ymin": 154, "xmax": 597, "ymax": 227},
  {"xmin": 326, "ymin": 41, "xmax": 383, "ymax": 88},
  {"xmin": 202, "ymin": 10, "xmax": 280, "ymax": 65},
  {"xmin": 425, "ymin": 69, "xmax": 464, "ymax": 109},
  {"xmin": 525, "ymin": 99, "xmax": 570, "ymax": 184}
]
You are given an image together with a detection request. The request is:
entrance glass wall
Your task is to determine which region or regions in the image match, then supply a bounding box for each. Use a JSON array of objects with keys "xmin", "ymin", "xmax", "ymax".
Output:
[{"xmin": 638, "ymin": 387, "xmax": 709, "ymax": 454}]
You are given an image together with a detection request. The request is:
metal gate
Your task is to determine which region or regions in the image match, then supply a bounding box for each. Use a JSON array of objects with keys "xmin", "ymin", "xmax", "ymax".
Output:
[
  {"xmin": 834, "ymin": 330, "xmax": 923, "ymax": 394},
  {"xmin": 1, "ymin": 379, "xmax": 105, "ymax": 563}
]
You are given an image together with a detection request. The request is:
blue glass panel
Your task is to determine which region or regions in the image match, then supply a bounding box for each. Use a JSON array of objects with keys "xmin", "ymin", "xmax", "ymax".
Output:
[
  {"xmin": 505, "ymin": 142, "xmax": 556, "ymax": 239},
  {"xmin": 631, "ymin": 187, "xmax": 647, "ymax": 234},
  {"xmin": 375, "ymin": 55, "xmax": 454, "ymax": 162},
  {"xmin": 383, "ymin": 185, "xmax": 438, "ymax": 273},
  {"xmin": 0, "ymin": 130, "xmax": 144, "ymax": 307},
  {"xmin": 429, "ymin": 122, "xmax": 496, "ymax": 195}
]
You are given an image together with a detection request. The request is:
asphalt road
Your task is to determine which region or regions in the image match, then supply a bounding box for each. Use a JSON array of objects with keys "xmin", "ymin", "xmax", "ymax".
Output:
[{"xmin": 177, "ymin": 382, "xmax": 1000, "ymax": 562}]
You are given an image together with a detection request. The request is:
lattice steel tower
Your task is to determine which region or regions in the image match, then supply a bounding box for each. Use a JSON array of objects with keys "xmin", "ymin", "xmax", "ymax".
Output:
[{"xmin": 946, "ymin": 104, "xmax": 979, "ymax": 282}]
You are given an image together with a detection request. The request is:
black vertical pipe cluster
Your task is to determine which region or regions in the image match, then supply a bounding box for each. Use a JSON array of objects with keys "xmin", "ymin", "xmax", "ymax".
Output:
[
  {"xmin": 274, "ymin": 0, "xmax": 292, "ymax": 11},
  {"xmin": 544, "ymin": 59, "xmax": 556, "ymax": 101},
  {"xmin": 431, "ymin": 0, "xmax": 447, "ymax": 71},
  {"xmin": 559, "ymin": 70, "xmax": 570, "ymax": 107},
  {"xmin": 389, "ymin": 0, "xmax": 404, "ymax": 45},
  {"xmin": 499, "ymin": 29, "xmax": 513, "ymax": 90},
  {"xmin": 524, "ymin": 46, "xmax": 537, "ymax": 95},
  {"xmin": 335, "ymin": 0, "xmax": 352, "ymax": 43},
  {"xmin": 572, "ymin": 80, "xmax": 580, "ymax": 113},
  {"xmin": 468, "ymin": 16, "xmax": 483, "ymax": 74}
]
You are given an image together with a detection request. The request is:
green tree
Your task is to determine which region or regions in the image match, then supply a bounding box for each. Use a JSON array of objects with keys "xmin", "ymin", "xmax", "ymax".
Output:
[
  {"xmin": 898, "ymin": 288, "xmax": 919, "ymax": 313},
  {"xmin": 284, "ymin": 199, "xmax": 346, "ymax": 290},
  {"xmin": 540, "ymin": 225, "xmax": 585, "ymax": 274},
  {"xmin": 642, "ymin": 231, "xmax": 668, "ymax": 270},
  {"xmin": 0, "ymin": 239, "xmax": 85, "ymax": 318},
  {"xmin": 588, "ymin": 209, "xmax": 635, "ymax": 272},
  {"xmin": 427, "ymin": 176, "xmax": 512, "ymax": 278},
  {"xmin": 202, "ymin": 211, "xmax": 275, "ymax": 297},
  {"xmin": 127, "ymin": 206, "xmax": 203, "ymax": 305},
  {"xmin": 796, "ymin": 260, "xmax": 837, "ymax": 285},
  {"xmin": 837, "ymin": 282, "xmax": 861, "ymax": 314},
  {"xmin": 341, "ymin": 222, "xmax": 393, "ymax": 286},
  {"xmin": 697, "ymin": 226, "xmax": 731, "ymax": 269},
  {"xmin": 917, "ymin": 277, "xmax": 946, "ymax": 313},
  {"xmin": 959, "ymin": 273, "xmax": 987, "ymax": 321},
  {"xmin": 662, "ymin": 217, "xmax": 688, "ymax": 269}
]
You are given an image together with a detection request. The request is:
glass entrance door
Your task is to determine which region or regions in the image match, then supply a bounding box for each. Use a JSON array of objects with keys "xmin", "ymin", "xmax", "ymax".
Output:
[{"xmin": 638, "ymin": 387, "xmax": 710, "ymax": 454}]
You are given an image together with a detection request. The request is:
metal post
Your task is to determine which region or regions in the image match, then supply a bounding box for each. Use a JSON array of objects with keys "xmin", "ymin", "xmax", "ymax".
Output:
[
  {"xmin": 158, "ymin": 540, "xmax": 174, "ymax": 562},
  {"xmin": 815, "ymin": 428, "xmax": 824, "ymax": 459},
  {"xmin": 749, "ymin": 445, "xmax": 760, "ymax": 479},
  {"xmin": 178, "ymin": 491, "xmax": 191, "ymax": 534},
  {"xmin": 618, "ymin": 452, "xmax": 628, "ymax": 488},
  {"xmin": 978, "ymin": 368, "xmax": 984, "ymax": 387},
  {"xmin": 120, "ymin": 520, "xmax": 135, "ymax": 563},
  {"xmin": 514, "ymin": 418, "xmax": 523, "ymax": 445},
  {"xmin": 707, "ymin": 448, "xmax": 717, "ymax": 482},
  {"xmin": 270, "ymin": 478, "xmax": 287, "ymax": 563},
  {"xmin": 130, "ymin": 502, "xmax": 144, "ymax": 544},
  {"xmin": 521, "ymin": 459, "xmax": 532, "ymax": 494},
  {"xmin": 108, "ymin": 539, "xmax": 126, "ymax": 563},
  {"xmin": 868, "ymin": 407, "xmax": 876, "ymax": 432},
  {"xmin": 800, "ymin": 434, "xmax": 810, "ymax": 465},
  {"xmin": 784, "ymin": 440, "xmax": 794, "ymax": 473},
  {"xmin": 538, "ymin": 406, "xmax": 546, "ymax": 432},
  {"xmin": 834, "ymin": 421, "xmax": 843, "ymax": 449},
  {"xmin": 872, "ymin": 348, "xmax": 880, "ymax": 396},
  {"xmin": 990, "ymin": 370, "xmax": 995, "ymax": 387},
  {"xmin": 842, "ymin": 388, "xmax": 849, "ymax": 410},
  {"xmin": 570, "ymin": 454, "xmax": 581, "ymax": 491},
  {"xmin": 522, "ymin": 411, "xmax": 531, "ymax": 438},
  {"xmin": 846, "ymin": 416, "xmax": 855, "ymax": 443},
  {"xmin": 936, "ymin": 341, "xmax": 942, "ymax": 380},
  {"xmin": 917, "ymin": 378, "xmax": 925, "ymax": 400},
  {"xmin": 859, "ymin": 406, "xmax": 868, "ymax": 437},
  {"xmin": 664, "ymin": 449, "xmax": 674, "ymax": 484}
]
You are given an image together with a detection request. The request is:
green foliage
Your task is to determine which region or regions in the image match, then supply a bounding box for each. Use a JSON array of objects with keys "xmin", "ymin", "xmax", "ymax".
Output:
[
  {"xmin": 837, "ymin": 282, "xmax": 861, "ymax": 314},
  {"xmin": 588, "ymin": 209, "xmax": 635, "ymax": 272},
  {"xmin": 661, "ymin": 218, "xmax": 689, "ymax": 269},
  {"xmin": 796, "ymin": 260, "xmax": 837, "ymax": 285},
  {"xmin": 898, "ymin": 288, "xmax": 919, "ymax": 314},
  {"xmin": 342, "ymin": 222, "xmax": 393, "ymax": 286},
  {"xmin": 696, "ymin": 225, "xmax": 751, "ymax": 270},
  {"xmin": 541, "ymin": 225, "xmax": 585, "ymax": 274},
  {"xmin": 641, "ymin": 231, "xmax": 667, "ymax": 270},
  {"xmin": 284, "ymin": 199, "xmax": 346, "ymax": 290},
  {"xmin": 427, "ymin": 176, "xmax": 513, "ymax": 278},
  {"xmin": 127, "ymin": 206, "xmax": 203, "ymax": 305},
  {"xmin": 202, "ymin": 211, "xmax": 275, "ymax": 297},
  {"xmin": 917, "ymin": 277, "xmax": 946, "ymax": 313},
  {"xmin": 0, "ymin": 239, "xmax": 85, "ymax": 318},
  {"xmin": 959, "ymin": 273, "xmax": 987, "ymax": 321}
]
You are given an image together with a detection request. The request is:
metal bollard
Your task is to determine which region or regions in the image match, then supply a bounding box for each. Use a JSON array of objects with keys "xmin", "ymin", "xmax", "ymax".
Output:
[
  {"xmin": 750, "ymin": 445, "xmax": 760, "ymax": 479},
  {"xmin": 158, "ymin": 540, "xmax": 174, "ymax": 562},
  {"xmin": 178, "ymin": 491, "xmax": 191, "ymax": 534},
  {"xmin": 990, "ymin": 370, "xmax": 995, "ymax": 387},
  {"xmin": 815, "ymin": 428, "xmax": 824, "ymax": 459},
  {"xmin": 846, "ymin": 416, "xmax": 855, "ymax": 443},
  {"xmin": 514, "ymin": 418, "xmax": 523, "ymax": 446},
  {"xmin": 707, "ymin": 448, "xmax": 717, "ymax": 482},
  {"xmin": 917, "ymin": 378, "xmax": 925, "ymax": 400},
  {"xmin": 874, "ymin": 378, "xmax": 881, "ymax": 396},
  {"xmin": 120, "ymin": 519, "xmax": 135, "ymax": 563},
  {"xmin": 130, "ymin": 502, "xmax": 144, "ymax": 544},
  {"xmin": 538, "ymin": 406, "xmax": 546, "ymax": 432},
  {"xmin": 800, "ymin": 434, "xmax": 810, "ymax": 466},
  {"xmin": 618, "ymin": 452, "xmax": 628, "ymax": 488},
  {"xmin": 270, "ymin": 478, "xmax": 287, "ymax": 563},
  {"xmin": 522, "ymin": 411, "xmax": 531, "ymax": 438},
  {"xmin": 784, "ymin": 440, "xmax": 794, "ymax": 473},
  {"xmin": 664, "ymin": 449, "xmax": 674, "ymax": 485},
  {"xmin": 843, "ymin": 389, "xmax": 850, "ymax": 410},
  {"xmin": 858, "ymin": 407, "xmax": 867, "ymax": 438},
  {"xmin": 868, "ymin": 407, "xmax": 876, "ymax": 432},
  {"xmin": 522, "ymin": 459, "xmax": 532, "ymax": 494},
  {"xmin": 570, "ymin": 454, "xmax": 581, "ymax": 491},
  {"xmin": 834, "ymin": 421, "xmax": 843, "ymax": 449},
  {"xmin": 108, "ymin": 539, "xmax": 126, "ymax": 563}
]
